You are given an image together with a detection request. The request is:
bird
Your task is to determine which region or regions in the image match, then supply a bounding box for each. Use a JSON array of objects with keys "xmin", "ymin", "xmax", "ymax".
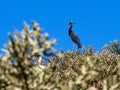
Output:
[
  {"xmin": 34, "ymin": 53, "xmax": 42, "ymax": 63},
  {"xmin": 33, "ymin": 53, "xmax": 45, "ymax": 71},
  {"xmin": 68, "ymin": 21, "xmax": 82, "ymax": 48}
]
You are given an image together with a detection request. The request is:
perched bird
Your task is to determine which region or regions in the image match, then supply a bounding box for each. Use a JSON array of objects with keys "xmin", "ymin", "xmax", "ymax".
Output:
[
  {"xmin": 33, "ymin": 53, "xmax": 45, "ymax": 71},
  {"xmin": 34, "ymin": 53, "xmax": 42, "ymax": 63},
  {"xmin": 68, "ymin": 21, "xmax": 82, "ymax": 48}
]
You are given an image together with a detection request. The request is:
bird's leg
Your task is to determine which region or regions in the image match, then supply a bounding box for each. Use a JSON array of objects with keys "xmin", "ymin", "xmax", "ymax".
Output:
[{"xmin": 72, "ymin": 43, "xmax": 75, "ymax": 51}]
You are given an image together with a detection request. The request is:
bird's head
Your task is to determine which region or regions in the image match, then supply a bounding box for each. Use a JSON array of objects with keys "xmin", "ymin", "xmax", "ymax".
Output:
[
  {"xmin": 69, "ymin": 21, "xmax": 76, "ymax": 25},
  {"xmin": 33, "ymin": 53, "xmax": 43, "ymax": 57}
]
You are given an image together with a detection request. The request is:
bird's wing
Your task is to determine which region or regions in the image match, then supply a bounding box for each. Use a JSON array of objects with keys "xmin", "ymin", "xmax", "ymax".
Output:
[
  {"xmin": 70, "ymin": 32, "xmax": 82, "ymax": 48},
  {"xmin": 70, "ymin": 32, "xmax": 80, "ymax": 43}
]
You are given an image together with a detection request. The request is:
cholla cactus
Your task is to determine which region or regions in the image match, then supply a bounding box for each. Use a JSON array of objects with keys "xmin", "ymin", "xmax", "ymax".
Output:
[
  {"xmin": 103, "ymin": 40, "xmax": 120, "ymax": 55},
  {"xmin": 0, "ymin": 21, "xmax": 120, "ymax": 90},
  {"xmin": 46, "ymin": 46, "xmax": 120, "ymax": 90},
  {"xmin": 0, "ymin": 21, "xmax": 56, "ymax": 90}
]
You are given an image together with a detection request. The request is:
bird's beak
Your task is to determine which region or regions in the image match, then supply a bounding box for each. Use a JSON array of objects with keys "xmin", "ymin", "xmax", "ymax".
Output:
[{"xmin": 72, "ymin": 22, "xmax": 76, "ymax": 24}]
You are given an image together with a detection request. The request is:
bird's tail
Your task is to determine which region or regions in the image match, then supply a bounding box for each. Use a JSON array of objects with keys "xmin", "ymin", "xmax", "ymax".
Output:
[{"xmin": 78, "ymin": 42, "xmax": 82, "ymax": 48}]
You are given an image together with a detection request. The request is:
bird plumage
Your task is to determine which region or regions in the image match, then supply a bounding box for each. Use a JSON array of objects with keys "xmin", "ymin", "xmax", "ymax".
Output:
[
  {"xmin": 68, "ymin": 21, "xmax": 82, "ymax": 48},
  {"xmin": 33, "ymin": 53, "xmax": 45, "ymax": 71}
]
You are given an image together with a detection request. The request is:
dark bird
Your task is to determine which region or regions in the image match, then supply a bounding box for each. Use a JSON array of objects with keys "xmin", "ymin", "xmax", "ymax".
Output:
[{"xmin": 68, "ymin": 21, "xmax": 82, "ymax": 48}]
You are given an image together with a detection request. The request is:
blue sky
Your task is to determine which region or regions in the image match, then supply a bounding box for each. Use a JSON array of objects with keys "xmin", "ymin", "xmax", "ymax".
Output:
[{"xmin": 0, "ymin": 0, "xmax": 120, "ymax": 52}]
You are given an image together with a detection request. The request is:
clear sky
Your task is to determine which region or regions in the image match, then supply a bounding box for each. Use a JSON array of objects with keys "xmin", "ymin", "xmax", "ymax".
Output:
[{"xmin": 0, "ymin": 0, "xmax": 120, "ymax": 52}]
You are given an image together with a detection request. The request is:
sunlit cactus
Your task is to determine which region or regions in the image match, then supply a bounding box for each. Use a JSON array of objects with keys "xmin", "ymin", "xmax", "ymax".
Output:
[
  {"xmin": 0, "ymin": 21, "xmax": 56, "ymax": 90},
  {"xmin": 103, "ymin": 40, "xmax": 120, "ymax": 55},
  {"xmin": 0, "ymin": 21, "xmax": 120, "ymax": 90}
]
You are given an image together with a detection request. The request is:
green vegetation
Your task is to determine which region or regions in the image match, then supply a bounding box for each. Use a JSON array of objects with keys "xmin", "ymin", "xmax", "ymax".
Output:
[{"xmin": 0, "ymin": 21, "xmax": 120, "ymax": 90}]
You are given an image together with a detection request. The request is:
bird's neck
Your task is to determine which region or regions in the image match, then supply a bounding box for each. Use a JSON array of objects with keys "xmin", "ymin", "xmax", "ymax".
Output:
[{"xmin": 68, "ymin": 25, "xmax": 73, "ymax": 35}]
